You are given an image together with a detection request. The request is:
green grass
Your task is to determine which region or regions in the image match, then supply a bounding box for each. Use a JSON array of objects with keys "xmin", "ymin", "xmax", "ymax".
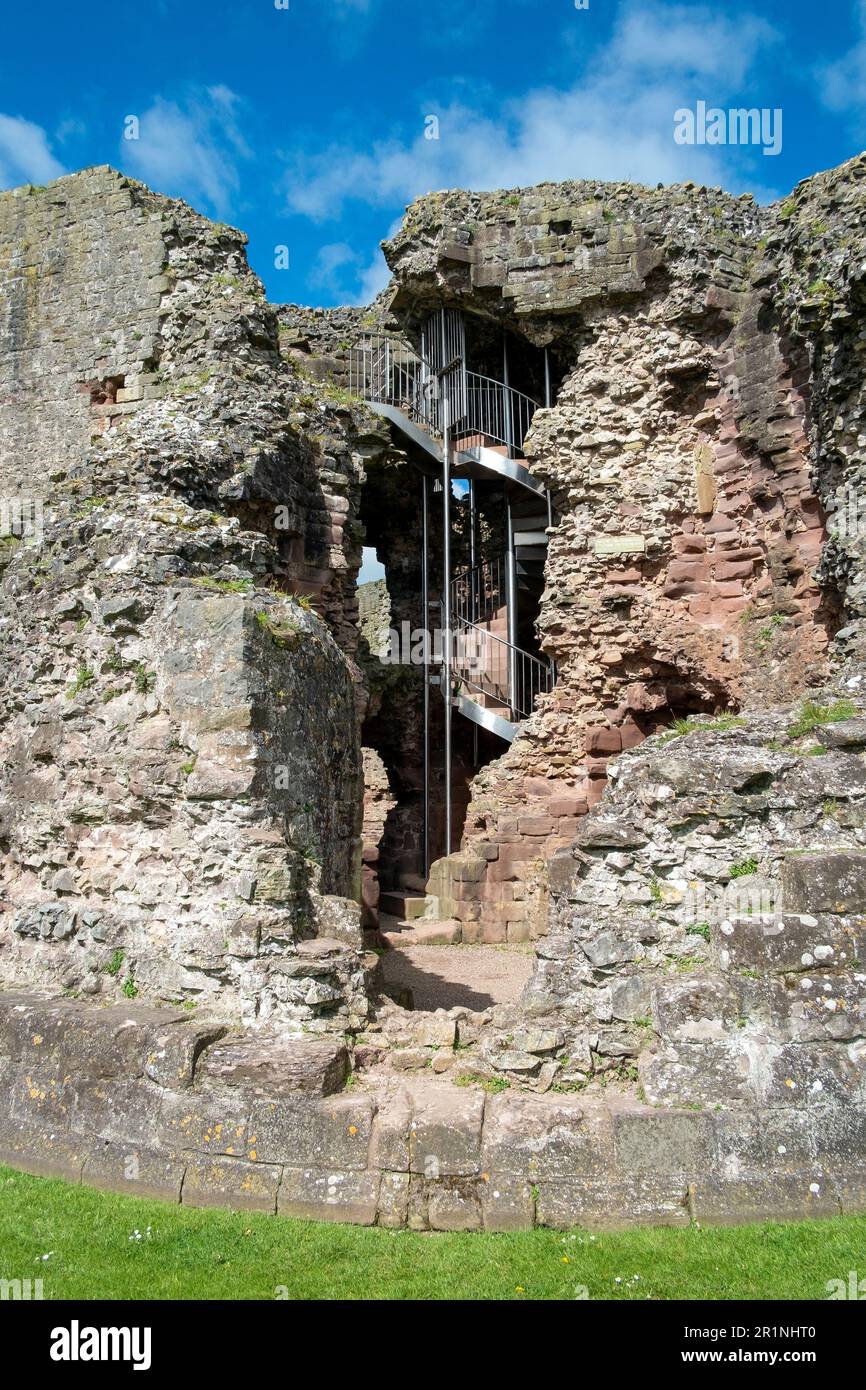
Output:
[
  {"xmin": 103, "ymin": 949, "xmax": 124, "ymax": 977},
  {"xmin": 0, "ymin": 1166, "xmax": 863, "ymax": 1301},
  {"xmin": 788, "ymin": 698, "xmax": 856, "ymax": 739},
  {"xmin": 67, "ymin": 664, "xmax": 95, "ymax": 699},
  {"xmin": 658, "ymin": 714, "xmax": 745, "ymax": 743},
  {"xmin": 729, "ymin": 857, "xmax": 758, "ymax": 879}
]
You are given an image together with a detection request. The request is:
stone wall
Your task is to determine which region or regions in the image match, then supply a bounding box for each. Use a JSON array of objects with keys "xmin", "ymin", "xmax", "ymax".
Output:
[
  {"xmin": 275, "ymin": 298, "xmax": 392, "ymax": 391},
  {"xmin": 3, "ymin": 158, "xmax": 866, "ymax": 1232},
  {"xmin": 0, "ymin": 168, "xmax": 391, "ymax": 1027},
  {"xmin": 1, "ymin": 989, "xmax": 863, "ymax": 1229},
  {"xmin": 384, "ymin": 158, "xmax": 866, "ymax": 941},
  {"xmin": 530, "ymin": 700, "xmax": 866, "ymax": 1093}
]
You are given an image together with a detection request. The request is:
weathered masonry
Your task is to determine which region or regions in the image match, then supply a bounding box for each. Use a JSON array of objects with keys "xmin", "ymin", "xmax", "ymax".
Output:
[{"xmin": 1, "ymin": 153, "xmax": 866, "ymax": 1229}]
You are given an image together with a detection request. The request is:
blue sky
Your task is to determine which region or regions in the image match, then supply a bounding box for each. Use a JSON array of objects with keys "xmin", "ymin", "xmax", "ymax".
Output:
[{"xmin": 1, "ymin": 0, "xmax": 865, "ymax": 312}]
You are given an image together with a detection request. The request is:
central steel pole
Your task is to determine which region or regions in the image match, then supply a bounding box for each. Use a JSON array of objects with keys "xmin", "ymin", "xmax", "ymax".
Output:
[
  {"xmin": 506, "ymin": 493, "xmax": 518, "ymax": 718},
  {"xmin": 442, "ymin": 368, "xmax": 453, "ymax": 859},
  {"xmin": 421, "ymin": 474, "xmax": 430, "ymax": 878},
  {"xmin": 503, "ymin": 332, "xmax": 513, "ymax": 459},
  {"xmin": 469, "ymin": 478, "xmax": 479, "ymax": 766},
  {"xmin": 543, "ymin": 347, "xmax": 556, "ymax": 687},
  {"xmin": 544, "ymin": 346, "xmax": 554, "ymax": 527}
]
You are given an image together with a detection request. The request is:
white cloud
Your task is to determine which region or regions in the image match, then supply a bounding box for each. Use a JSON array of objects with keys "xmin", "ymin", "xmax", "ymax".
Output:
[
  {"xmin": 612, "ymin": 6, "xmax": 778, "ymax": 84},
  {"xmin": 0, "ymin": 114, "xmax": 65, "ymax": 190},
  {"xmin": 310, "ymin": 239, "xmax": 389, "ymax": 304},
  {"xmin": 816, "ymin": 0, "xmax": 866, "ymax": 118},
  {"xmin": 281, "ymin": 0, "xmax": 781, "ymax": 221},
  {"xmin": 55, "ymin": 117, "xmax": 87, "ymax": 146},
  {"xmin": 120, "ymin": 86, "xmax": 251, "ymax": 214},
  {"xmin": 358, "ymin": 249, "xmax": 390, "ymax": 302}
]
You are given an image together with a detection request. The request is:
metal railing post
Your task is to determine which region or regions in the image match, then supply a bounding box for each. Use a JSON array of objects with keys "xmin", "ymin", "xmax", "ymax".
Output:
[
  {"xmin": 506, "ymin": 496, "xmax": 518, "ymax": 718},
  {"xmin": 442, "ymin": 373, "xmax": 453, "ymax": 859},
  {"xmin": 502, "ymin": 334, "xmax": 514, "ymax": 458},
  {"xmin": 422, "ymin": 474, "xmax": 430, "ymax": 879}
]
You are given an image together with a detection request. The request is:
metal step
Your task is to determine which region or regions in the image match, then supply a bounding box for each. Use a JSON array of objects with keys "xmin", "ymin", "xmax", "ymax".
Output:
[
  {"xmin": 453, "ymin": 446, "xmax": 546, "ymax": 498},
  {"xmin": 452, "ymin": 691, "xmax": 519, "ymax": 742}
]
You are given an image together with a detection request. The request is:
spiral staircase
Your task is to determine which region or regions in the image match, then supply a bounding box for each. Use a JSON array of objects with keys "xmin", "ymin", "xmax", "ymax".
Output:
[{"xmin": 349, "ymin": 321, "xmax": 555, "ymax": 744}]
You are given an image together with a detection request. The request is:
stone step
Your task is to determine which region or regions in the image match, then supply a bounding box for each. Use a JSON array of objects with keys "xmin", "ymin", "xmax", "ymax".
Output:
[
  {"xmin": 379, "ymin": 891, "xmax": 431, "ymax": 921},
  {"xmin": 383, "ymin": 919, "xmax": 463, "ymax": 947}
]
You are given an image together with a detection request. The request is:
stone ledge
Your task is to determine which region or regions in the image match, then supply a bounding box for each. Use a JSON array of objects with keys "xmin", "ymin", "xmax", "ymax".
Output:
[{"xmin": 1, "ymin": 993, "xmax": 865, "ymax": 1232}]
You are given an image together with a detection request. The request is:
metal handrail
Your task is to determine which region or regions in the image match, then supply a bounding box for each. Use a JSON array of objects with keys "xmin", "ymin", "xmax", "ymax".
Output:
[
  {"xmin": 451, "ymin": 614, "xmax": 554, "ymax": 722},
  {"xmin": 348, "ymin": 335, "xmax": 540, "ymax": 456},
  {"xmin": 348, "ymin": 334, "xmax": 440, "ymax": 435},
  {"xmin": 456, "ymin": 371, "xmax": 539, "ymax": 455},
  {"xmin": 451, "ymin": 555, "xmax": 506, "ymax": 628}
]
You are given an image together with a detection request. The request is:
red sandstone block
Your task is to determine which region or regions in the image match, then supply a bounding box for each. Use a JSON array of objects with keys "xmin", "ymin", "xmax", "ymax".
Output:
[
  {"xmin": 506, "ymin": 921, "xmax": 531, "ymax": 943},
  {"xmin": 504, "ymin": 901, "xmax": 527, "ymax": 922},
  {"xmin": 715, "ymin": 580, "xmax": 745, "ymax": 598},
  {"xmin": 517, "ymin": 817, "xmax": 555, "ymax": 836},
  {"xmin": 489, "ymin": 846, "xmax": 536, "ymax": 881},
  {"xmin": 606, "ymin": 568, "xmax": 643, "ymax": 583},
  {"xmin": 667, "ymin": 560, "xmax": 706, "ymax": 582},
  {"xmin": 619, "ymin": 718, "xmax": 644, "ymax": 750},
  {"xmin": 703, "ymin": 516, "xmax": 737, "ymax": 536},
  {"xmin": 454, "ymin": 881, "xmax": 480, "ymax": 901},
  {"xmin": 586, "ymin": 726, "xmax": 622, "ymax": 755},
  {"xmin": 717, "ymin": 493, "xmax": 751, "ymax": 514},
  {"xmin": 522, "ymin": 780, "xmax": 553, "ymax": 798},
  {"xmin": 480, "ymin": 921, "xmax": 508, "ymax": 945},
  {"xmin": 717, "ymin": 544, "xmax": 764, "ymax": 560},
  {"xmin": 460, "ymin": 919, "xmax": 484, "ymax": 943},
  {"xmin": 549, "ymin": 797, "xmax": 588, "ymax": 816},
  {"xmin": 477, "ymin": 880, "xmax": 503, "ymax": 902},
  {"xmin": 664, "ymin": 580, "xmax": 710, "ymax": 598},
  {"xmin": 715, "ymin": 560, "xmax": 755, "ymax": 581}
]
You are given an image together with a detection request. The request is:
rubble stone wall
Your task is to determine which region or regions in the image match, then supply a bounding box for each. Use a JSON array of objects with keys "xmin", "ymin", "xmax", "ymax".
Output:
[
  {"xmin": 0, "ymin": 169, "xmax": 389, "ymax": 1027},
  {"xmin": 2, "ymin": 991, "xmax": 863, "ymax": 1230},
  {"xmin": 386, "ymin": 159, "xmax": 866, "ymax": 941}
]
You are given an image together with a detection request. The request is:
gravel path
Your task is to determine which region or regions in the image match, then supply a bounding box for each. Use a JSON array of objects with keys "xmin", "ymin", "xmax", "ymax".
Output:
[{"xmin": 380, "ymin": 942, "xmax": 535, "ymax": 1012}]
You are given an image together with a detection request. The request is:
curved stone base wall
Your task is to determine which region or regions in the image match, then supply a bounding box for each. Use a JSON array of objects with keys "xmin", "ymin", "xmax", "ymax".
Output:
[{"xmin": 2, "ymin": 992, "xmax": 864, "ymax": 1231}]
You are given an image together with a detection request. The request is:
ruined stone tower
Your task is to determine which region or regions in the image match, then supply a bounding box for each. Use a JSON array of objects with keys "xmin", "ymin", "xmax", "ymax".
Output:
[{"xmin": 1, "ymin": 155, "xmax": 866, "ymax": 1229}]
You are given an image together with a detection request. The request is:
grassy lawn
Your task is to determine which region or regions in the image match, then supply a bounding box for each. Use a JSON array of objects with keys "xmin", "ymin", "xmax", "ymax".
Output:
[{"xmin": 0, "ymin": 1165, "xmax": 863, "ymax": 1300}]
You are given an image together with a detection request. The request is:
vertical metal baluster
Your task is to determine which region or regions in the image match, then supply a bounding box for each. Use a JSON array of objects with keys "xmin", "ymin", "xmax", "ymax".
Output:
[{"xmin": 422, "ymin": 474, "xmax": 430, "ymax": 878}]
